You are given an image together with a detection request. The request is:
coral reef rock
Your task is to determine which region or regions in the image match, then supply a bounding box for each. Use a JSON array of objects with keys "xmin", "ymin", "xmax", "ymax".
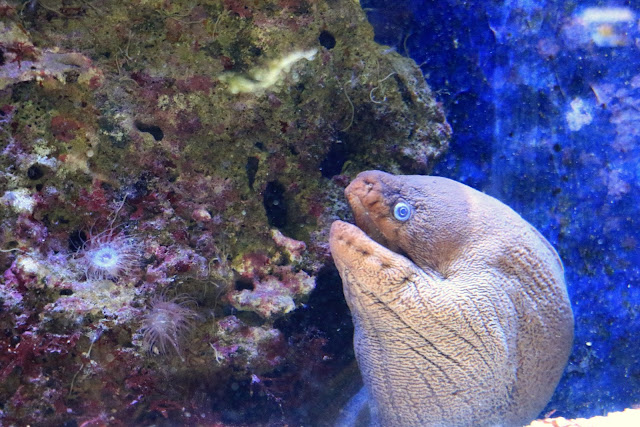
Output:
[{"xmin": 0, "ymin": 0, "xmax": 449, "ymax": 425}]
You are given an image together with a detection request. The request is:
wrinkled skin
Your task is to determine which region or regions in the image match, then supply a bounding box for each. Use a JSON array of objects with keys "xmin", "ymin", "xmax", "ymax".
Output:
[{"xmin": 330, "ymin": 171, "xmax": 573, "ymax": 427}]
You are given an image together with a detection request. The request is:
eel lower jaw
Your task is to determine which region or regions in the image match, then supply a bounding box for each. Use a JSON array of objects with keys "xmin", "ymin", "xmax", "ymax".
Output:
[
  {"xmin": 330, "ymin": 220, "xmax": 425, "ymax": 310},
  {"xmin": 330, "ymin": 220, "xmax": 417, "ymax": 273}
]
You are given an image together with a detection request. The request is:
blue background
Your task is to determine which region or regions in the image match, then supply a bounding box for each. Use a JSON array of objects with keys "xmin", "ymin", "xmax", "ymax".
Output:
[{"xmin": 361, "ymin": 0, "xmax": 640, "ymax": 417}]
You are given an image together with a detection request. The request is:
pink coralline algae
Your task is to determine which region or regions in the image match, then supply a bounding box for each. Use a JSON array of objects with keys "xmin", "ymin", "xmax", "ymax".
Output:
[
  {"xmin": 271, "ymin": 228, "xmax": 306, "ymax": 263},
  {"xmin": 229, "ymin": 270, "xmax": 315, "ymax": 318},
  {"xmin": 50, "ymin": 116, "xmax": 83, "ymax": 142},
  {"xmin": 228, "ymin": 238, "xmax": 315, "ymax": 319},
  {"xmin": 209, "ymin": 315, "xmax": 285, "ymax": 372},
  {"xmin": 143, "ymin": 240, "xmax": 209, "ymax": 285},
  {"xmin": 0, "ymin": 22, "xmax": 102, "ymax": 91}
]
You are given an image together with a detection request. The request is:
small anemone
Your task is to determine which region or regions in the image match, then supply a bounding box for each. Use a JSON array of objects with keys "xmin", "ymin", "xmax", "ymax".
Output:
[
  {"xmin": 140, "ymin": 295, "xmax": 198, "ymax": 357},
  {"xmin": 77, "ymin": 228, "xmax": 139, "ymax": 281}
]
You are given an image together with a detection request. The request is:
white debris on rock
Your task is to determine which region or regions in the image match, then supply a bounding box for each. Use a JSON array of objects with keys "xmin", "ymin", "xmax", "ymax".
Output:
[{"xmin": 1, "ymin": 188, "xmax": 36, "ymax": 214}]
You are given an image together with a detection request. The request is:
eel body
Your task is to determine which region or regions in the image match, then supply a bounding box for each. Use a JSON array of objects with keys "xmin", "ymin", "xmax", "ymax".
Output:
[{"xmin": 329, "ymin": 171, "xmax": 574, "ymax": 427}]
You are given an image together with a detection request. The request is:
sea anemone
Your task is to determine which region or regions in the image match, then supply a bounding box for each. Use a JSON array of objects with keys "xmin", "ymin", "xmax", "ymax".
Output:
[
  {"xmin": 76, "ymin": 228, "xmax": 139, "ymax": 281},
  {"xmin": 140, "ymin": 295, "xmax": 198, "ymax": 357}
]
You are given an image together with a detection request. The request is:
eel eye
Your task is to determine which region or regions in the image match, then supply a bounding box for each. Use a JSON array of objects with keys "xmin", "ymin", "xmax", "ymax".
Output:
[{"xmin": 393, "ymin": 201, "xmax": 412, "ymax": 222}]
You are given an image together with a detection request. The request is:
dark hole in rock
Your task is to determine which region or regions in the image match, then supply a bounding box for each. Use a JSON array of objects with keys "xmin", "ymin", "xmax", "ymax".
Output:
[
  {"xmin": 65, "ymin": 70, "xmax": 79, "ymax": 84},
  {"xmin": 263, "ymin": 181, "xmax": 287, "ymax": 228},
  {"xmin": 275, "ymin": 265, "xmax": 354, "ymax": 361},
  {"xmin": 60, "ymin": 289, "xmax": 73, "ymax": 296},
  {"xmin": 27, "ymin": 164, "xmax": 44, "ymax": 180},
  {"xmin": 246, "ymin": 156, "xmax": 259, "ymax": 190},
  {"xmin": 134, "ymin": 121, "xmax": 164, "ymax": 141},
  {"xmin": 320, "ymin": 142, "xmax": 349, "ymax": 178},
  {"xmin": 68, "ymin": 230, "xmax": 87, "ymax": 252},
  {"xmin": 132, "ymin": 173, "xmax": 151, "ymax": 199},
  {"xmin": 234, "ymin": 278, "xmax": 254, "ymax": 291},
  {"xmin": 249, "ymin": 46, "xmax": 262, "ymax": 57},
  {"xmin": 319, "ymin": 30, "xmax": 336, "ymax": 49}
]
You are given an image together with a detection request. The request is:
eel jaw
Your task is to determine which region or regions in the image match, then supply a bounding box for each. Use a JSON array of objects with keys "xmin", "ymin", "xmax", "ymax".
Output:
[
  {"xmin": 344, "ymin": 174, "xmax": 392, "ymax": 251},
  {"xmin": 328, "ymin": 220, "xmax": 370, "ymax": 275},
  {"xmin": 329, "ymin": 220, "xmax": 418, "ymax": 294},
  {"xmin": 345, "ymin": 194, "xmax": 389, "ymax": 249}
]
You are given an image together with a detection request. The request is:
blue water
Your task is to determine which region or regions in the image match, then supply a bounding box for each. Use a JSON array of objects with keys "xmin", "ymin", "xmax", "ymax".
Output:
[{"xmin": 362, "ymin": 0, "xmax": 640, "ymax": 418}]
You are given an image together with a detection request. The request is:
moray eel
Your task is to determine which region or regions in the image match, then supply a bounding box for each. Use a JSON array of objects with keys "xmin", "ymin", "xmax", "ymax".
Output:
[{"xmin": 329, "ymin": 171, "xmax": 574, "ymax": 427}]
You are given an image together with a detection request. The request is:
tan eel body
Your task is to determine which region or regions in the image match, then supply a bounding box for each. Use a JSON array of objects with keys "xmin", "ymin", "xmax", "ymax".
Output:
[{"xmin": 329, "ymin": 171, "xmax": 574, "ymax": 427}]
